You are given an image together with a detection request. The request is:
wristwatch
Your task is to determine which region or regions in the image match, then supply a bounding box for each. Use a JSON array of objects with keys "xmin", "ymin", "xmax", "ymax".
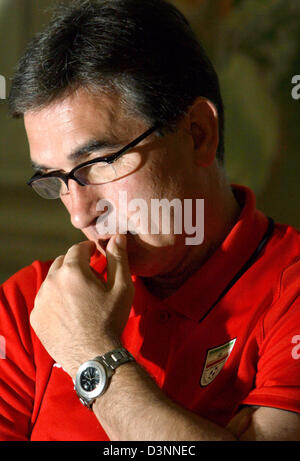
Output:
[{"xmin": 74, "ymin": 347, "xmax": 135, "ymax": 409}]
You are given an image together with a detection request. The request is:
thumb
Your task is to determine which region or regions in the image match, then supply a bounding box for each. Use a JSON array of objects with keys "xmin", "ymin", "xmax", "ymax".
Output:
[{"xmin": 106, "ymin": 234, "xmax": 133, "ymax": 291}]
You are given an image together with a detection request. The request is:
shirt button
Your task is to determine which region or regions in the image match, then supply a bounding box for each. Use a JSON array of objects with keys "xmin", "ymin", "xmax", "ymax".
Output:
[{"xmin": 159, "ymin": 310, "xmax": 171, "ymax": 323}]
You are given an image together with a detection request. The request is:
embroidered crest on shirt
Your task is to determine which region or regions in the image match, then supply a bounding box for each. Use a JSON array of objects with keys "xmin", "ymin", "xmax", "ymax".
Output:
[{"xmin": 200, "ymin": 338, "xmax": 236, "ymax": 387}]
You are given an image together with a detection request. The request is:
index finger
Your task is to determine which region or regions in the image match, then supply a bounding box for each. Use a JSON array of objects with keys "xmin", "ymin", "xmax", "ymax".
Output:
[
  {"xmin": 64, "ymin": 240, "xmax": 96, "ymax": 271},
  {"xmin": 47, "ymin": 254, "xmax": 65, "ymax": 274}
]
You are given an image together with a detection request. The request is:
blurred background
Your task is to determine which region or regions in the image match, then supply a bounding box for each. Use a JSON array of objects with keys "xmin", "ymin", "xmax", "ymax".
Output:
[{"xmin": 0, "ymin": 0, "xmax": 299, "ymax": 283}]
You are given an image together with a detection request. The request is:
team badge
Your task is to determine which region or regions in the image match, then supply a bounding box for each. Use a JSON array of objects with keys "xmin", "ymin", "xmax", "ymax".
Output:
[{"xmin": 200, "ymin": 338, "xmax": 236, "ymax": 387}]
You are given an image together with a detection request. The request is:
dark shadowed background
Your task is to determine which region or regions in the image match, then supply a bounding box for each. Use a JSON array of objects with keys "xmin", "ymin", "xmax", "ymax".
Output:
[{"xmin": 0, "ymin": 0, "xmax": 299, "ymax": 283}]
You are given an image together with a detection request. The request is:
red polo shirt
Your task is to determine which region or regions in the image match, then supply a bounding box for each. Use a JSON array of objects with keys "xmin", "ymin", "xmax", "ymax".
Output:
[{"xmin": 0, "ymin": 185, "xmax": 299, "ymax": 441}]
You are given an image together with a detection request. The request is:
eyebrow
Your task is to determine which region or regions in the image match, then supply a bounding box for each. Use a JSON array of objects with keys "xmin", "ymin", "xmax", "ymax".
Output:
[
  {"xmin": 68, "ymin": 139, "xmax": 123, "ymax": 161},
  {"xmin": 31, "ymin": 138, "xmax": 123, "ymax": 171}
]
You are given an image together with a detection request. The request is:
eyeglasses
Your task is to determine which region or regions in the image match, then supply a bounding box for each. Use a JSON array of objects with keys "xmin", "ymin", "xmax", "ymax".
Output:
[{"xmin": 27, "ymin": 124, "xmax": 159, "ymax": 199}]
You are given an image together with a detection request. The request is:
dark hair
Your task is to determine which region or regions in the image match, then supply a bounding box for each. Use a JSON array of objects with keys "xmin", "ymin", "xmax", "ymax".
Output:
[{"xmin": 8, "ymin": 0, "xmax": 225, "ymax": 163}]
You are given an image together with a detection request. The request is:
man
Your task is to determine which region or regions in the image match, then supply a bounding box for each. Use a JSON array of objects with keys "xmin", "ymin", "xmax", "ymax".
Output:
[{"xmin": 1, "ymin": 0, "xmax": 299, "ymax": 441}]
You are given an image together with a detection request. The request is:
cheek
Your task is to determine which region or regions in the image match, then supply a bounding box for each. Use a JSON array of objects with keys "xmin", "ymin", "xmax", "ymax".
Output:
[
  {"xmin": 60, "ymin": 194, "xmax": 71, "ymax": 213},
  {"xmin": 111, "ymin": 163, "xmax": 186, "ymax": 239},
  {"xmin": 136, "ymin": 233, "xmax": 178, "ymax": 250},
  {"xmin": 120, "ymin": 158, "xmax": 179, "ymax": 202}
]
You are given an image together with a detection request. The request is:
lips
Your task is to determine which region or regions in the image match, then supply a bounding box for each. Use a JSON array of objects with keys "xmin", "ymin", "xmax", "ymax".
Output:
[{"xmin": 97, "ymin": 231, "xmax": 136, "ymax": 254}]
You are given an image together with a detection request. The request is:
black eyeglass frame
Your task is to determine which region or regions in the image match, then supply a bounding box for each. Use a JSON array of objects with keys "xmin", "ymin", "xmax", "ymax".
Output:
[{"xmin": 27, "ymin": 124, "xmax": 159, "ymax": 192}]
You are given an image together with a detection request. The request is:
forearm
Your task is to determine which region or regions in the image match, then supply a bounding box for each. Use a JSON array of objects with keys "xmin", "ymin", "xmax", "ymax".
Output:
[{"xmin": 93, "ymin": 361, "xmax": 237, "ymax": 441}]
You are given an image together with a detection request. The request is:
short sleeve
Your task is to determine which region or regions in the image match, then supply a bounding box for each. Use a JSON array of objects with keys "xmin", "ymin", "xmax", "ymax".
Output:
[
  {"xmin": 242, "ymin": 259, "xmax": 300, "ymax": 413},
  {"xmin": 0, "ymin": 263, "xmax": 45, "ymax": 440}
]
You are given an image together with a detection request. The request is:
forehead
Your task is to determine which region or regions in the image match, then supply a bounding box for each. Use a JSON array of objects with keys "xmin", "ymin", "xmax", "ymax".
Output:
[
  {"xmin": 24, "ymin": 88, "xmax": 144, "ymax": 169},
  {"xmin": 25, "ymin": 89, "xmax": 123, "ymax": 142}
]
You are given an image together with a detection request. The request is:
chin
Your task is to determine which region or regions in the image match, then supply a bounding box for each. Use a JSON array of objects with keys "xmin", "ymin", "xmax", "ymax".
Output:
[
  {"xmin": 128, "ymin": 256, "xmax": 164, "ymax": 278},
  {"xmin": 126, "ymin": 236, "xmax": 180, "ymax": 278},
  {"xmin": 93, "ymin": 231, "xmax": 181, "ymax": 277}
]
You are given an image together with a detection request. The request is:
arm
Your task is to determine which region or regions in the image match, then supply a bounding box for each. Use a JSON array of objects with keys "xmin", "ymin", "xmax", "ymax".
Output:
[
  {"xmin": 92, "ymin": 355, "xmax": 300, "ymax": 441},
  {"xmin": 93, "ymin": 359, "xmax": 236, "ymax": 441},
  {"xmin": 227, "ymin": 406, "xmax": 300, "ymax": 441},
  {"xmin": 0, "ymin": 267, "xmax": 37, "ymax": 441},
  {"xmin": 30, "ymin": 236, "xmax": 300, "ymax": 441}
]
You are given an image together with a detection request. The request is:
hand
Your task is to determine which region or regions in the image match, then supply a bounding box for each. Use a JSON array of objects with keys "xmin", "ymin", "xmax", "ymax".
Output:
[{"xmin": 30, "ymin": 234, "xmax": 134, "ymax": 379}]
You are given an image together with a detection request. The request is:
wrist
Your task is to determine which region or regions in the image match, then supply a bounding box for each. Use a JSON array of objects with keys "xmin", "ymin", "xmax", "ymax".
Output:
[
  {"xmin": 74, "ymin": 347, "xmax": 135, "ymax": 410},
  {"xmin": 70, "ymin": 339, "xmax": 123, "ymax": 380}
]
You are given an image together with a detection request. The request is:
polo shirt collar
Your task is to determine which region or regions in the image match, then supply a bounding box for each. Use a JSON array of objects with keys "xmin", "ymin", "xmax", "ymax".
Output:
[
  {"xmin": 133, "ymin": 185, "xmax": 269, "ymax": 322},
  {"xmin": 90, "ymin": 185, "xmax": 269, "ymax": 322}
]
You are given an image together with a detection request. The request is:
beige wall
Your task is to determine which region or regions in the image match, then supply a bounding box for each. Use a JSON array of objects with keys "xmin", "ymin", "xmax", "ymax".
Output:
[{"xmin": 0, "ymin": 0, "xmax": 82, "ymax": 283}]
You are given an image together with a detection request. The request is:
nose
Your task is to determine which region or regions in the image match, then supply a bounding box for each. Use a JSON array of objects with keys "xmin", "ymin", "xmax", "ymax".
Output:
[{"xmin": 66, "ymin": 179, "xmax": 98, "ymax": 230}]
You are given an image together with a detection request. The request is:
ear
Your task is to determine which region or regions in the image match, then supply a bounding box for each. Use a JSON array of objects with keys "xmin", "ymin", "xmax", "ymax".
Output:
[{"xmin": 186, "ymin": 97, "xmax": 219, "ymax": 167}]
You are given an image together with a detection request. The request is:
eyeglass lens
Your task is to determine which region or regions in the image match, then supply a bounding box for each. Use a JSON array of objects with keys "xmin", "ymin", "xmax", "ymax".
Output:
[{"xmin": 32, "ymin": 151, "xmax": 142, "ymax": 199}]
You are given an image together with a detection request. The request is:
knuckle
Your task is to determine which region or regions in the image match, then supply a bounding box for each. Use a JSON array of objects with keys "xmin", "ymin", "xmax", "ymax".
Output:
[
  {"xmin": 60, "ymin": 261, "xmax": 83, "ymax": 283},
  {"xmin": 45, "ymin": 272, "xmax": 55, "ymax": 283},
  {"xmin": 62, "ymin": 260, "xmax": 80, "ymax": 275},
  {"xmin": 63, "ymin": 260, "xmax": 77, "ymax": 270},
  {"xmin": 64, "ymin": 247, "xmax": 78, "ymax": 262},
  {"xmin": 68, "ymin": 243, "xmax": 80, "ymax": 252}
]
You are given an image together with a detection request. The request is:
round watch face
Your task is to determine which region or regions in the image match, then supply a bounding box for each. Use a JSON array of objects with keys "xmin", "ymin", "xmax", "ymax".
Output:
[
  {"xmin": 80, "ymin": 366, "xmax": 100, "ymax": 392},
  {"xmin": 75, "ymin": 360, "xmax": 107, "ymax": 401}
]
